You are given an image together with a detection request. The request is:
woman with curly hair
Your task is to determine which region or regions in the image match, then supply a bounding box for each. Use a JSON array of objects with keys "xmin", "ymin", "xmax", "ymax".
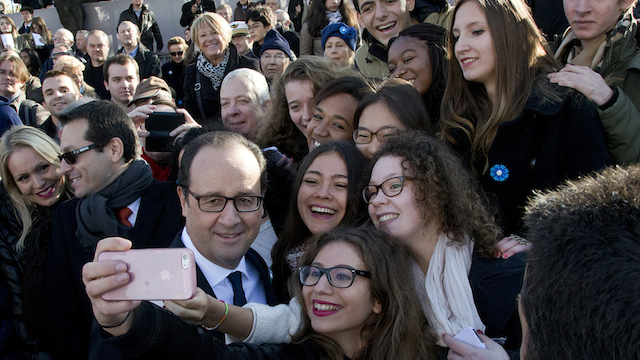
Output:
[
  {"xmin": 440, "ymin": 0, "xmax": 610, "ymax": 237},
  {"xmin": 257, "ymin": 56, "xmax": 351, "ymax": 162},
  {"xmin": 299, "ymin": 0, "xmax": 358, "ymax": 56},
  {"xmin": 365, "ymin": 130, "xmax": 525, "ymax": 356}
]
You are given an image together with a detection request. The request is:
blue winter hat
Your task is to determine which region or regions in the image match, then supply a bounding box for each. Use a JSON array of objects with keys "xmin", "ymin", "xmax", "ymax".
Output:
[
  {"xmin": 321, "ymin": 23, "xmax": 358, "ymax": 51},
  {"xmin": 259, "ymin": 29, "xmax": 294, "ymax": 60}
]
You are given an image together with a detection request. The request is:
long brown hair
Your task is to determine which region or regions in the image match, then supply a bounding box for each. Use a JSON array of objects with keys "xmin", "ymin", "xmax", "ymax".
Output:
[
  {"xmin": 289, "ymin": 227, "xmax": 437, "ymax": 360},
  {"xmin": 439, "ymin": 0, "xmax": 560, "ymax": 174},
  {"xmin": 304, "ymin": 0, "xmax": 358, "ymax": 38},
  {"xmin": 31, "ymin": 17, "xmax": 52, "ymax": 44},
  {"xmin": 256, "ymin": 56, "xmax": 353, "ymax": 161}
]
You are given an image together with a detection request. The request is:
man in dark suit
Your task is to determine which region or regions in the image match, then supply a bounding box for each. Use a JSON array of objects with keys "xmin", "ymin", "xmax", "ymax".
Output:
[
  {"xmin": 116, "ymin": 21, "xmax": 162, "ymax": 80},
  {"xmin": 83, "ymin": 131, "xmax": 280, "ymax": 353},
  {"xmin": 45, "ymin": 99, "xmax": 184, "ymax": 360},
  {"xmin": 18, "ymin": 7, "xmax": 33, "ymax": 34}
]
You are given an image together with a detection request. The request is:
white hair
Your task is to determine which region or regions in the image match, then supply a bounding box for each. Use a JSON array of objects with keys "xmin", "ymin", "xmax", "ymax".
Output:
[
  {"xmin": 275, "ymin": 9, "xmax": 290, "ymax": 22},
  {"xmin": 55, "ymin": 28, "xmax": 75, "ymax": 44},
  {"xmin": 222, "ymin": 68, "xmax": 270, "ymax": 105}
]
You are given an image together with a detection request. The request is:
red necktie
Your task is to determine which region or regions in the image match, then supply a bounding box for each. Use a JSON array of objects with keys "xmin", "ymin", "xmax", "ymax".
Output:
[{"xmin": 116, "ymin": 207, "xmax": 133, "ymax": 227}]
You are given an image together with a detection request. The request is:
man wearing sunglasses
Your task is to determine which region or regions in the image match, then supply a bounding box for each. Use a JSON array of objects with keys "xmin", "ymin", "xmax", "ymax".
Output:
[
  {"xmin": 82, "ymin": 131, "xmax": 279, "ymax": 349},
  {"xmin": 45, "ymin": 99, "xmax": 184, "ymax": 360},
  {"xmin": 161, "ymin": 36, "xmax": 187, "ymax": 107}
]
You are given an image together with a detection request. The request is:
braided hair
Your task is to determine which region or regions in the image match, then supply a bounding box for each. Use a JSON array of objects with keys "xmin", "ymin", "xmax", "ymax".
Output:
[{"xmin": 388, "ymin": 23, "xmax": 447, "ymax": 126}]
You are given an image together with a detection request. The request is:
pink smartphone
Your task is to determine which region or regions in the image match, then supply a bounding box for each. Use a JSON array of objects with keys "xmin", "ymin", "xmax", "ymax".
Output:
[{"xmin": 98, "ymin": 248, "xmax": 197, "ymax": 301}]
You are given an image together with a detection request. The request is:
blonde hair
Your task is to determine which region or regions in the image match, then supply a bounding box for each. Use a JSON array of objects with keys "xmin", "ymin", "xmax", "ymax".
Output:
[
  {"xmin": 0, "ymin": 126, "xmax": 66, "ymax": 251},
  {"xmin": 191, "ymin": 13, "xmax": 232, "ymax": 49},
  {"xmin": 52, "ymin": 54, "xmax": 85, "ymax": 73}
]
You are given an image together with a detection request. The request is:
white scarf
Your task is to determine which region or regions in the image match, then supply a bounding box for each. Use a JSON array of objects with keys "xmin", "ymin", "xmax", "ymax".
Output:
[{"xmin": 414, "ymin": 233, "xmax": 486, "ymax": 347}]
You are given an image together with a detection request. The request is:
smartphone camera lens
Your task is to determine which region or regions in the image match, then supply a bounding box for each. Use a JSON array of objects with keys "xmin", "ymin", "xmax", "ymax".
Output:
[{"xmin": 181, "ymin": 254, "xmax": 189, "ymax": 269}]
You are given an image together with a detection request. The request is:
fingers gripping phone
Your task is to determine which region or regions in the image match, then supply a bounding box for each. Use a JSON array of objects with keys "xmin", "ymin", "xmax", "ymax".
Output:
[
  {"xmin": 454, "ymin": 327, "xmax": 488, "ymax": 349},
  {"xmin": 98, "ymin": 248, "xmax": 197, "ymax": 301}
]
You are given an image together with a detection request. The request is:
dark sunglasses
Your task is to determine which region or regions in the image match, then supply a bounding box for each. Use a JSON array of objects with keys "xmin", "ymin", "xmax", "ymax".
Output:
[
  {"xmin": 170, "ymin": 51, "xmax": 184, "ymax": 56},
  {"xmin": 58, "ymin": 144, "xmax": 98, "ymax": 164}
]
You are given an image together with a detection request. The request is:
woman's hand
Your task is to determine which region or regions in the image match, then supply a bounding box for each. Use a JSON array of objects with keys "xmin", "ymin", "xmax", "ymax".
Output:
[
  {"xmin": 82, "ymin": 237, "xmax": 141, "ymax": 336},
  {"xmin": 164, "ymin": 288, "xmax": 214, "ymax": 325},
  {"xmin": 547, "ymin": 64, "xmax": 614, "ymax": 106},
  {"xmin": 496, "ymin": 235, "xmax": 531, "ymax": 259},
  {"xmin": 443, "ymin": 333, "xmax": 510, "ymax": 360}
]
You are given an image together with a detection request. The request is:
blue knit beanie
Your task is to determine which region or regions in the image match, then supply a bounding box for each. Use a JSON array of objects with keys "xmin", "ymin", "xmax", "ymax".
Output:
[
  {"xmin": 321, "ymin": 23, "xmax": 358, "ymax": 51},
  {"xmin": 259, "ymin": 29, "xmax": 294, "ymax": 60}
]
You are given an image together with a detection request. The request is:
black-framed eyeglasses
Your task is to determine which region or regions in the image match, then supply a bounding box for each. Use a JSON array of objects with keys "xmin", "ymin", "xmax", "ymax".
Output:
[
  {"xmin": 184, "ymin": 188, "xmax": 264, "ymax": 212},
  {"xmin": 362, "ymin": 176, "xmax": 413, "ymax": 204},
  {"xmin": 352, "ymin": 126, "xmax": 400, "ymax": 144},
  {"xmin": 299, "ymin": 265, "xmax": 370, "ymax": 288},
  {"xmin": 58, "ymin": 144, "xmax": 98, "ymax": 164},
  {"xmin": 170, "ymin": 51, "xmax": 184, "ymax": 56}
]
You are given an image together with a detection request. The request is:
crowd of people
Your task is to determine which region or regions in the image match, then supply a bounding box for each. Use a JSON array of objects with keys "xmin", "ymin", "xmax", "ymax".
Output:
[{"xmin": 0, "ymin": 0, "xmax": 639, "ymax": 358}]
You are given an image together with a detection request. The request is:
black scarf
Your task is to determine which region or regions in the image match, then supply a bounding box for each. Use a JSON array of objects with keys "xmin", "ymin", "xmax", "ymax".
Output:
[{"xmin": 75, "ymin": 160, "xmax": 153, "ymax": 250}]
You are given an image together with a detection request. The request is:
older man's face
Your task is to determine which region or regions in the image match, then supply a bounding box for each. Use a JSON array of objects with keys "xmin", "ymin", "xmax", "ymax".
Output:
[
  {"xmin": 260, "ymin": 49, "xmax": 290, "ymax": 83},
  {"xmin": 118, "ymin": 21, "xmax": 139, "ymax": 48},
  {"xmin": 220, "ymin": 77, "xmax": 264, "ymax": 140}
]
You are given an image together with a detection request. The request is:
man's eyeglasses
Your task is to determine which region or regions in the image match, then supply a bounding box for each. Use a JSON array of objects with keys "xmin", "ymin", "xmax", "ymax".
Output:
[
  {"xmin": 184, "ymin": 188, "xmax": 264, "ymax": 212},
  {"xmin": 170, "ymin": 51, "xmax": 184, "ymax": 57},
  {"xmin": 261, "ymin": 53, "xmax": 286, "ymax": 62},
  {"xmin": 0, "ymin": 69, "xmax": 17, "ymax": 78},
  {"xmin": 299, "ymin": 265, "xmax": 371, "ymax": 288},
  {"xmin": 58, "ymin": 144, "xmax": 98, "ymax": 164},
  {"xmin": 362, "ymin": 176, "xmax": 413, "ymax": 204},
  {"xmin": 353, "ymin": 126, "xmax": 400, "ymax": 144},
  {"xmin": 248, "ymin": 24, "xmax": 263, "ymax": 31}
]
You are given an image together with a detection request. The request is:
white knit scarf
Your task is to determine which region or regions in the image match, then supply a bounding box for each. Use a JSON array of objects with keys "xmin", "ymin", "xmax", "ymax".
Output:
[{"xmin": 414, "ymin": 233, "xmax": 486, "ymax": 347}]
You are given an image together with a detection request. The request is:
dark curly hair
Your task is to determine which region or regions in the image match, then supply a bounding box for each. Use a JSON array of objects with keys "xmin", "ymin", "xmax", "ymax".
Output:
[
  {"xmin": 290, "ymin": 227, "xmax": 438, "ymax": 360},
  {"xmin": 368, "ymin": 131, "xmax": 500, "ymax": 257}
]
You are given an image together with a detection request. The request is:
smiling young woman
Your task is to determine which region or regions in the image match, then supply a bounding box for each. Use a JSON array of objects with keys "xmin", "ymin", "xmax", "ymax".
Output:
[
  {"xmin": 86, "ymin": 227, "xmax": 438, "ymax": 360},
  {"xmin": 440, "ymin": 0, "xmax": 611, "ymax": 236},
  {"xmin": 0, "ymin": 126, "xmax": 72, "ymax": 357}
]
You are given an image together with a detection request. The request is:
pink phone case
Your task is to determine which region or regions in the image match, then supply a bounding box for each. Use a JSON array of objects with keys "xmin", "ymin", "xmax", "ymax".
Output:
[{"xmin": 98, "ymin": 248, "xmax": 197, "ymax": 301}]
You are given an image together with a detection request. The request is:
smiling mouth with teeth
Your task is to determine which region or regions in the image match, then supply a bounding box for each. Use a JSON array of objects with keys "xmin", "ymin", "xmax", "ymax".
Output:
[
  {"xmin": 314, "ymin": 302, "xmax": 341, "ymax": 311},
  {"xmin": 378, "ymin": 214, "xmax": 398, "ymax": 223},
  {"xmin": 311, "ymin": 206, "xmax": 336, "ymax": 215},
  {"xmin": 377, "ymin": 22, "xmax": 395, "ymax": 31}
]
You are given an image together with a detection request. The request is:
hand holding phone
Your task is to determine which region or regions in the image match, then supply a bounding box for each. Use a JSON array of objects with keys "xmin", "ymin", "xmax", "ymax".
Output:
[
  {"xmin": 453, "ymin": 327, "xmax": 488, "ymax": 349},
  {"xmin": 98, "ymin": 248, "xmax": 197, "ymax": 301}
]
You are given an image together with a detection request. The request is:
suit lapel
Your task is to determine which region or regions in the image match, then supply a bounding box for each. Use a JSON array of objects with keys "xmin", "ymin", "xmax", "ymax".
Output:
[
  {"xmin": 246, "ymin": 249, "xmax": 279, "ymax": 305},
  {"xmin": 130, "ymin": 183, "xmax": 163, "ymax": 248}
]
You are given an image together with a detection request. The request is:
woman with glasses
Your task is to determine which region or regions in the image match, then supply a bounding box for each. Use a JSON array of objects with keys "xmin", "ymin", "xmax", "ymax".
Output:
[
  {"xmin": 85, "ymin": 227, "xmax": 438, "ymax": 360},
  {"xmin": 183, "ymin": 13, "xmax": 259, "ymax": 128},
  {"xmin": 353, "ymin": 79, "xmax": 433, "ymax": 159},
  {"xmin": 365, "ymin": 130, "xmax": 525, "ymax": 356},
  {"xmin": 0, "ymin": 126, "xmax": 71, "ymax": 358}
]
